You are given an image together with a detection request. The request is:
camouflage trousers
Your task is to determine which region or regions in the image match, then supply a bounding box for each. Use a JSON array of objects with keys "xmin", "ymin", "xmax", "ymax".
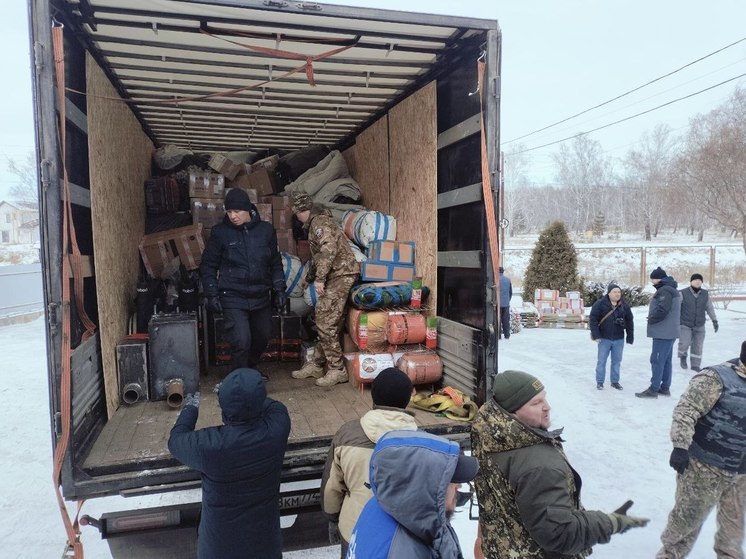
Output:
[
  {"xmin": 312, "ymin": 274, "xmax": 358, "ymax": 371},
  {"xmin": 657, "ymin": 457, "xmax": 746, "ymax": 559}
]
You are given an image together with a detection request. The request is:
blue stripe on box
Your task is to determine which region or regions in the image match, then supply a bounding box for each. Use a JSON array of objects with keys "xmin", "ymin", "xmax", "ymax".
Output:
[{"xmin": 361, "ymin": 260, "xmax": 415, "ymax": 282}]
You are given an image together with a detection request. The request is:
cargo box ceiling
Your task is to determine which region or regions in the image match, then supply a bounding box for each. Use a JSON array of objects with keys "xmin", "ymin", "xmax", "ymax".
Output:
[{"xmin": 58, "ymin": 0, "xmax": 493, "ymax": 152}]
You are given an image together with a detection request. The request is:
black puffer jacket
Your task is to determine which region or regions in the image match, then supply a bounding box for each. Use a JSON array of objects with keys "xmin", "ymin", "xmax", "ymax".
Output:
[
  {"xmin": 588, "ymin": 296, "xmax": 634, "ymax": 343},
  {"xmin": 168, "ymin": 369, "xmax": 291, "ymax": 559},
  {"xmin": 200, "ymin": 206, "xmax": 285, "ymax": 310}
]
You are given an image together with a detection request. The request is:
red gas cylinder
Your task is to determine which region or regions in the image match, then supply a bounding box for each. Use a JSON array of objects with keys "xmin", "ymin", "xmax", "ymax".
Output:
[
  {"xmin": 396, "ymin": 352, "xmax": 443, "ymax": 385},
  {"xmin": 386, "ymin": 314, "xmax": 427, "ymax": 345}
]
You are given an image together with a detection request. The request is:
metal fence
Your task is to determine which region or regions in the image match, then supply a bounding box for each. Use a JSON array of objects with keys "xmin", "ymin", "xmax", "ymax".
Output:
[{"xmin": 0, "ymin": 263, "xmax": 43, "ymax": 321}]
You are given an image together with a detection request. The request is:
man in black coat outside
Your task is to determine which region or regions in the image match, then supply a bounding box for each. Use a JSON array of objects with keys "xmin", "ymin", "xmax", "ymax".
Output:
[
  {"xmin": 589, "ymin": 283, "xmax": 634, "ymax": 390},
  {"xmin": 200, "ymin": 189, "xmax": 286, "ymax": 374},
  {"xmin": 168, "ymin": 368, "xmax": 291, "ymax": 559}
]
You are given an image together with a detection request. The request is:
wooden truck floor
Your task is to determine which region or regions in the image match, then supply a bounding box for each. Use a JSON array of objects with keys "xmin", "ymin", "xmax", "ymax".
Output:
[{"xmin": 83, "ymin": 362, "xmax": 464, "ymax": 474}]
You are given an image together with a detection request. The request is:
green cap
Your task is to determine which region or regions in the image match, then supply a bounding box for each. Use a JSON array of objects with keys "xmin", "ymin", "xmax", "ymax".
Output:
[{"xmin": 492, "ymin": 370, "xmax": 545, "ymax": 412}]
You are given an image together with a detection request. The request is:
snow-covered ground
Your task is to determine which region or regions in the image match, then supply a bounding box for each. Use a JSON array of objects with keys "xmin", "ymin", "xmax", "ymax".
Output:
[{"xmin": 2, "ymin": 303, "xmax": 745, "ymax": 558}]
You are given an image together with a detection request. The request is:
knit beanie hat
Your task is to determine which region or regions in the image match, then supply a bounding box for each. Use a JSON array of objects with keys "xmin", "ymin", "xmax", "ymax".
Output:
[
  {"xmin": 291, "ymin": 192, "xmax": 314, "ymax": 214},
  {"xmin": 607, "ymin": 283, "xmax": 621, "ymax": 294},
  {"xmin": 371, "ymin": 367, "xmax": 413, "ymax": 409},
  {"xmin": 690, "ymin": 273, "xmax": 704, "ymax": 282},
  {"xmin": 650, "ymin": 267, "xmax": 667, "ymax": 280},
  {"xmin": 492, "ymin": 370, "xmax": 545, "ymax": 413},
  {"xmin": 224, "ymin": 188, "xmax": 253, "ymax": 211}
]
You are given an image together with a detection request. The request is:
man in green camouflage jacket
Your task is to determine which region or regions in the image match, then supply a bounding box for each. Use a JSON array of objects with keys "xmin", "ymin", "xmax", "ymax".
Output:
[
  {"xmin": 471, "ymin": 370, "xmax": 649, "ymax": 558},
  {"xmin": 290, "ymin": 193, "xmax": 360, "ymax": 386},
  {"xmin": 656, "ymin": 340, "xmax": 746, "ymax": 559}
]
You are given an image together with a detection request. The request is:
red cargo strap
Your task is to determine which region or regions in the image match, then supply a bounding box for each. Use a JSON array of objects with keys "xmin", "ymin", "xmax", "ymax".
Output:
[
  {"xmin": 52, "ymin": 21, "xmax": 97, "ymax": 559},
  {"xmin": 477, "ymin": 58, "xmax": 501, "ymax": 303}
]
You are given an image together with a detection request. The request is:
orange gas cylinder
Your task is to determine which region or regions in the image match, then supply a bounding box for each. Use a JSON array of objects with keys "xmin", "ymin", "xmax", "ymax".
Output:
[
  {"xmin": 396, "ymin": 352, "xmax": 443, "ymax": 385},
  {"xmin": 386, "ymin": 313, "xmax": 427, "ymax": 345}
]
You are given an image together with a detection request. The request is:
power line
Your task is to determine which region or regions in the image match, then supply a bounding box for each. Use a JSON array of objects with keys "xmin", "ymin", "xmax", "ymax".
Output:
[
  {"xmin": 503, "ymin": 36, "xmax": 746, "ymax": 145},
  {"xmin": 508, "ymin": 72, "xmax": 746, "ymax": 155}
]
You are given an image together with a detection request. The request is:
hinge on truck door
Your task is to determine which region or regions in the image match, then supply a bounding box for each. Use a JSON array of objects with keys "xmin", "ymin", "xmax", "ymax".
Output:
[
  {"xmin": 263, "ymin": 0, "xmax": 288, "ymax": 7},
  {"xmin": 33, "ymin": 42, "xmax": 44, "ymax": 73},
  {"xmin": 48, "ymin": 301, "xmax": 59, "ymax": 335},
  {"xmin": 54, "ymin": 411, "xmax": 62, "ymax": 437}
]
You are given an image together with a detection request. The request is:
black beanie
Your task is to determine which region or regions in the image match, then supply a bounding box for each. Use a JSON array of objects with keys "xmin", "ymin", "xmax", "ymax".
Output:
[
  {"xmin": 650, "ymin": 267, "xmax": 667, "ymax": 280},
  {"xmin": 224, "ymin": 188, "xmax": 253, "ymax": 211},
  {"xmin": 607, "ymin": 283, "xmax": 621, "ymax": 294},
  {"xmin": 492, "ymin": 370, "xmax": 545, "ymax": 413},
  {"xmin": 690, "ymin": 273, "xmax": 704, "ymax": 282},
  {"xmin": 371, "ymin": 368, "xmax": 413, "ymax": 409}
]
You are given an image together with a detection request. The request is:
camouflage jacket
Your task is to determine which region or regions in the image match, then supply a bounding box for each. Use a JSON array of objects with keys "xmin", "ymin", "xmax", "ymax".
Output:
[
  {"xmin": 305, "ymin": 209, "xmax": 360, "ymax": 284},
  {"xmin": 471, "ymin": 399, "xmax": 613, "ymax": 558}
]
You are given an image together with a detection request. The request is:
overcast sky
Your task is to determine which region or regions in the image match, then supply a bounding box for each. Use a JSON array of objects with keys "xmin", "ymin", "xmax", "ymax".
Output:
[{"xmin": 3, "ymin": 0, "xmax": 745, "ymax": 199}]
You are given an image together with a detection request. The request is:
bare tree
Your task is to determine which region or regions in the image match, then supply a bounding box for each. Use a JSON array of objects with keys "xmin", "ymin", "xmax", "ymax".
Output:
[
  {"xmin": 679, "ymin": 87, "xmax": 746, "ymax": 255},
  {"xmin": 552, "ymin": 134, "xmax": 612, "ymax": 233},
  {"xmin": 622, "ymin": 124, "xmax": 678, "ymax": 240},
  {"xmin": 6, "ymin": 151, "xmax": 39, "ymax": 205},
  {"xmin": 503, "ymin": 145, "xmax": 532, "ymax": 237}
]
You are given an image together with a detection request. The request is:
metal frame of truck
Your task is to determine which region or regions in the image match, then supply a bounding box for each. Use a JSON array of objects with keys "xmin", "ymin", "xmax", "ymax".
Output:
[{"xmin": 29, "ymin": 0, "xmax": 501, "ymax": 552}]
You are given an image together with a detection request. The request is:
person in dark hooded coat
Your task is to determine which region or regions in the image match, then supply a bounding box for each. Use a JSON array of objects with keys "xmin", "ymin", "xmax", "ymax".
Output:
[
  {"xmin": 200, "ymin": 188, "xmax": 286, "ymax": 373},
  {"xmin": 168, "ymin": 369, "xmax": 291, "ymax": 559}
]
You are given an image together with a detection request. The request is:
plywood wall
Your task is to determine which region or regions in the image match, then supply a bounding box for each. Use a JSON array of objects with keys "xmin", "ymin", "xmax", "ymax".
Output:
[
  {"xmin": 350, "ymin": 116, "xmax": 389, "ymax": 213},
  {"xmin": 87, "ymin": 54, "xmax": 154, "ymax": 417},
  {"xmin": 388, "ymin": 82, "xmax": 438, "ymax": 309}
]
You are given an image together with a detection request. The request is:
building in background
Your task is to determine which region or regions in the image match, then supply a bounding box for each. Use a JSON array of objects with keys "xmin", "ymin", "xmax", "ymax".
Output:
[{"xmin": 0, "ymin": 201, "xmax": 39, "ymax": 244}]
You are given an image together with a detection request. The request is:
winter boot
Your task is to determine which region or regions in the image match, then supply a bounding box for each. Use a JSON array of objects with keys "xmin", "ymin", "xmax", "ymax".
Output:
[
  {"xmin": 635, "ymin": 387, "xmax": 658, "ymax": 399},
  {"xmin": 690, "ymin": 365, "xmax": 701, "ymax": 372},
  {"xmin": 611, "ymin": 383, "xmax": 623, "ymax": 390},
  {"xmin": 596, "ymin": 383, "xmax": 604, "ymax": 390},
  {"xmin": 315, "ymin": 368, "xmax": 349, "ymax": 387},
  {"xmin": 679, "ymin": 356, "xmax": 688, "ymax": 370},
  {"xmin": 658, "ymin": 387, "xmax": 671, "ymax": 396},
  {"xmin": 291, "ymin": 362, "xmax": 324, "ymax": 379}
]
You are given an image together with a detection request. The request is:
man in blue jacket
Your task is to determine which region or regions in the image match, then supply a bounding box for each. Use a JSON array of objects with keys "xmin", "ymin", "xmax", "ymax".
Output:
[
  {"xmin": 637, "ymin": 267, "xmax": 682, "ymax": 399},
  {"xmin": 589, "ymin": 283, "xmax": 634, "ymax": 390},
  {"xmin": 346, "ymin": 430, "xmax": 478, "ymax": 559},
  {"xmin": 498, "ymin": 267, "xmax": 513, "ymax": 340},
  {"xmin": 168, "ymin": 369, "xmax": 291, "ymax": 559},
  {"xmin": 200, "ymin": 188, "xmax": 287, "ymax": 374}
]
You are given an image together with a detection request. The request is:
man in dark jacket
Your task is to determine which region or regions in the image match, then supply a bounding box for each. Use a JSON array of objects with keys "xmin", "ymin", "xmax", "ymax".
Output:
[
  {"xmin": 678, "ymin": 273, "xmax": 719, "ymax": 373},
  {"xmin": 656, "ymin": 341, "xmax": 746, "ymax": 558},
  {"xmin": 168, "ymin": 368, "xmax": 291, "ymax": 559},
  {"xmin": 471, "ymin": 370, "xmax": 649, "ymax": 558},
  {"xmin": 498, "ymin": 267, "xmax": 513, "ymax": 340},
  {"xmin": 200, "ymin": 188, "xmax": 286, "ymax": 373},
  {"xmin": 636, "ymin": 267, "xmax": 682, "ymax": 399},
  {"xmin": 347, "ymin": 430, "xmax": 478, "ymax": 558},
  {"xmin": 589, "ymin": 283, "xmax": 634, "ymax": 390}
]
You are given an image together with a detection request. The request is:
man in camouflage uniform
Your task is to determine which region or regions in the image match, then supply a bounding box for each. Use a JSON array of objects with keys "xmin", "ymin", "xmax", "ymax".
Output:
[
  {"xmin": 471, "ymin": 370, "xmax": 649, "ymax": 558},
  {"xmin": 656, "ymin": 340, "xmax": 746, "ymax": 559},
  {"xmin": 290, "ymin": 193, "xmax": 360, "ymax": 387}
]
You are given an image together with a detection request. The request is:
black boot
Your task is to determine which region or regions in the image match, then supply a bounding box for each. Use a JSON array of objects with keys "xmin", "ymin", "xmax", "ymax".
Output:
[
  {"xmin": 679, "ymin": 356, "xmax": 687, "ymax": 370},
  {"xmin": 658, "ymin": 387, "xmax": 671, "ymax": 396},
  {"xmin": 635, "ymin": 387, "xmax": 658, "ymax": 399},
  {"xmin": 690, "ymin": 365, "xmax": 701, "ymax": 372}
]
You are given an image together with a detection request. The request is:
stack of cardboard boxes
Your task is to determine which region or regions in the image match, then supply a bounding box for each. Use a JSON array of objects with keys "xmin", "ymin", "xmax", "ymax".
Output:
[
  {"xmin": 535, "ymin": 288, "xmax": 586, "ymax": 328},
  {"xmin": 188, "ymin": 171, "xmax": 226, "ymax": 240}
]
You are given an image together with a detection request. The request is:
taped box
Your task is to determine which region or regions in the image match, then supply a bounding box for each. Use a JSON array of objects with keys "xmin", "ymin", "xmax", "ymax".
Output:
[
  {"xmin": 276, "ymin": 228, "xmax": 296, "ymax": 255},
  {"xmin": 361, "ymin": 260, "xmax": 415, "ymax": 283},
  {"xmin": 273, "ymin": 209, "xmax": 293, "ymax": 229},
  {"xmin": 247, "ymin": 168, "xmax": 275, "ymax": 197},
  {"xmin": 189, "ymin": 172, "xmax": 225, "ymax": 198},
  {"xmin": 191, "ymin": 198, "xmax": 225, "ymax": 228},
  {"xmin": 534, "ymin": 289, "xmax": 559, "ymax": 301},
  {"xmin": 249, "ymin": 154, "xmax": 279, "ymax": 174},
  {"xmin": 367, "ymin": 240, "xmax": 415, "ymax": 265},
  {"xmin": 139, "ymin": 224, "xmax": 205, "ymax": 278},
  {"xmin": 255, "ymin": 203, "xmax": 273, "ymax": 223},
  {"xmin": 271, "ymin": 195, "xmax": 293, "ymax": 210},
  {"xmin": 208, "ymin": 154, "xmax": 241, "ymax": 180}
]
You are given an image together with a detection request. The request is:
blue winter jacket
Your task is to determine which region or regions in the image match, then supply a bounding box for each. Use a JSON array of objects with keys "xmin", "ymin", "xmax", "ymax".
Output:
[
  {"xmin": 647, "ymin": 276, "xmax": 682, "ymax": 340},
  {"xmin": 499, "ymin": 273, "xmax": 513, "ymax": 309},
  {"xmin": 168, "ymin": 369, "xmax": 290, "ymax": 559},
  {"xmin": 347, "ymin": 430, "xmax": 466, "ymax": 559}
]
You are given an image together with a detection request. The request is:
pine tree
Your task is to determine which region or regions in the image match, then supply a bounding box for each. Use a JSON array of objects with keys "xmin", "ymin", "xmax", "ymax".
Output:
[
  {"xmin": 523, "ymin": 221, "xmax": 581, "ymax": 301},
  {"xmin": 591, "ymin": 211, "xmax": 605, "ymax": 237}
]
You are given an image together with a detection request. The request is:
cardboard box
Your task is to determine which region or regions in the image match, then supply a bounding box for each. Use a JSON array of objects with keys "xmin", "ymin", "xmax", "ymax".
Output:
[
  {"xmin": 297, "ymin": 240, "xmax": 312, "ymax": 264},
  {"xmin": 566, "ymin": 291, "xmax": 582, "ymax": 300},
  {"xmin": 227, "ymin": 173, "xmax": 252, "ymax": 191},
  {"xmin": 249, "ymin": 154, "xmax": 279, "ymax": 173},
  {"xmin": 188, "ymin": 172, "xmax": 225, "ymax": 198},
  {"xmin": 255, "ymin": 203, "xmax": 273, "ymax": 223},
  {"xmin": 225, "ymin": 187, "xmax": 258, "ymax": 204},
  {"xmin": 247, "ymin": 168, "xmax": 275, "ymax": 197},
  {"xmin": 273, "ymin": 209, "xmax": 293, "ymax": 229},
  {"xmin": 367, "ymin": 240, "xmax": 415, "ymax": 265},
  {"xmin": 208, "ymin": 154, "xmax": 241, "ymax": 180},
  {"xmin": 139, "ymin": 224, "xmax": 205, "ymax": 278},
  {"xmin": 276, "ymin": 228, "xmax": 296, "ymax": 255},
  {"xmin": 361, "ymin": 260, "xmax": 415, "ymax": 282},
  {"xmin": 534, "ymin": 289, "xmax": 559, "ymax": 301},
  {"xmin": 190, "ymin": 198, "xmax": 224, "ymax": 228},
  {"xmin": 270, "ymin": 195, "xmax": 293, "ymax": 210}
]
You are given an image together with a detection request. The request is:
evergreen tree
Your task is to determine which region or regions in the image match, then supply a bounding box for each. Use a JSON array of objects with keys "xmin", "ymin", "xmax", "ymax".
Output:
[
  {"xmin": 523, "ymin": 221, "xmax": 581, "ymax": 301},
  {"xmin": 591, "ymin": 211, "xmax": 605, "ymax": 237}
]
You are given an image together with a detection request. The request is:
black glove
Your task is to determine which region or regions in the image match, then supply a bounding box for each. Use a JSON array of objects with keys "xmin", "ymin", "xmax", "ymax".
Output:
[
  {"xmin": 669, "ymin": 447, "xmax": 689, "ymax": 474},
  {"xmin": 328, "ymin": 521, "xmax": 341, "ymax": 545},
  {"xmin": 274, "ymin": 289, "xmax": 288, "ymax": 312},
  {"xmin": 607, "ymin": 500, "xmax": 649, "ymax": 534},
  {"xmin": 207, "ymin": 296, "xmax": 222, "ymax": 314},
  {"xmin": 184, "ymin": 392, "xmax": 201, "ymax": 408},
  {"xmin": 626, "ymin": 335, "xmax": 633, "ymax": 345},
  {"xmin": 712, "ymin": 320, "xmax": 719, "ymax": 333}
]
